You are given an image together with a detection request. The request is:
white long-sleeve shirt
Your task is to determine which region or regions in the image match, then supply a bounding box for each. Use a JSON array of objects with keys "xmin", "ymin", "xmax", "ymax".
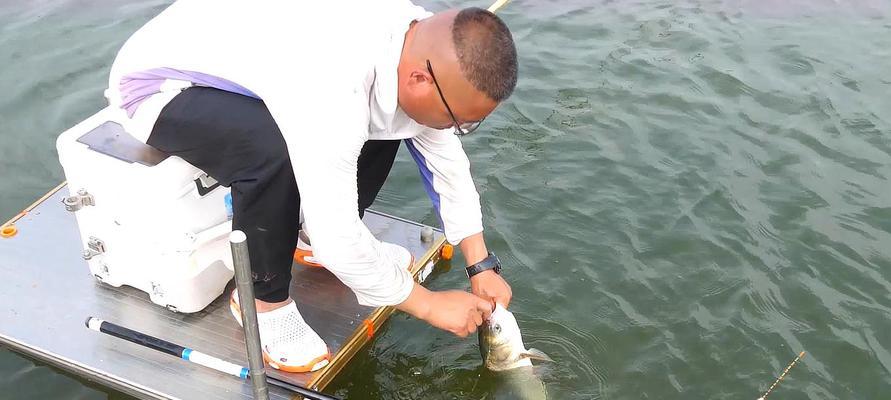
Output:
[{"xmin": 107, "ymin": 0, "xmax": 483, "ymax": 307}]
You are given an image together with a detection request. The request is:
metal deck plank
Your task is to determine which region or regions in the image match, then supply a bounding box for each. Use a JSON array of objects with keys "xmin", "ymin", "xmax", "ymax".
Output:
[{"xmin": 0, "ymin": 184, "xmax": 445, "ymax": 399}]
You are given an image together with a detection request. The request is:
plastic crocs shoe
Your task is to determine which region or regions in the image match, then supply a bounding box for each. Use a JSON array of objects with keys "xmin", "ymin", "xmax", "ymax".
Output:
[
  {"xmin": 293, "ymin": 232, "xmax": 323, "ymax": 268},
  {"xmin": 229, "ymin": 290, "xmax": 330, "ymax": 372}
]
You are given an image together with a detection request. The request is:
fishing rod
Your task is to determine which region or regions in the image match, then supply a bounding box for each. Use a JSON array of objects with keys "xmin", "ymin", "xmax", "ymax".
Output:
[
  {"xmin": 85, "ymin": 317, "xmax": 340, "ymax": 400},
  {"xmin": 487, "ymin": 0, "xmax": 512, "ymax": 13},
  {"xmin": 757, "ymin": 351, "xmax": 806, "ymax": 400}
]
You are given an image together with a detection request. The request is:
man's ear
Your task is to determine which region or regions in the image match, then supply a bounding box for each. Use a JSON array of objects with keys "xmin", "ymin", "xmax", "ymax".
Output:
[{"xmin": 408, "ymin": 69, "xmax": 432, "ymax": 87}]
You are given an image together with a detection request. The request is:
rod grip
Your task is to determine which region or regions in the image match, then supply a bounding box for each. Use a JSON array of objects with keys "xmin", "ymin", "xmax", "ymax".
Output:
[{"xmin": 86, "ymin": 317, "xmax": 185, "ymax": 358}]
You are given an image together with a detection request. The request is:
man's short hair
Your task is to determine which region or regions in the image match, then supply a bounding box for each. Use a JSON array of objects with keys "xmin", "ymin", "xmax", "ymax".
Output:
[{"xmin": 451, "ymin": 7, "xmax": 518, "ymax": 102}]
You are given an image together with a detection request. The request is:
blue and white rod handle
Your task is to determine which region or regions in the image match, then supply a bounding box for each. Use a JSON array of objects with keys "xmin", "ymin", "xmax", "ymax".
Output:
[
  {"xmin": 86, "ymin": 317, "xmax": 248, "ymax": 378},
  {"xmin": 85, "ymin": 317, "xmax": 339, "ymax": 400}
]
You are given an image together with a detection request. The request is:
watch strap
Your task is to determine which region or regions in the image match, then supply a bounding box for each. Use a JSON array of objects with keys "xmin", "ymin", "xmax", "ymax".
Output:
[{"xmin": 465, "ymin": 252, "xmax": 501, "ymax": 278}]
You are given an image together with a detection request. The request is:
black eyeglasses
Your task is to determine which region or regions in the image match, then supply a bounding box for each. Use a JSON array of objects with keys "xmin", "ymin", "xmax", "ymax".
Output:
[{"xmin": 426, "ymin": 59, "xmax": 485, "ymax": 136}]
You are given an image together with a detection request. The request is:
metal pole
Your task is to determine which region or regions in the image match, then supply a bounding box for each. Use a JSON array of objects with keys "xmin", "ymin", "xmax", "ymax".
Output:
[{"xmin": 230, "ymin": 230, "xmax": 269, "ymax": 400}]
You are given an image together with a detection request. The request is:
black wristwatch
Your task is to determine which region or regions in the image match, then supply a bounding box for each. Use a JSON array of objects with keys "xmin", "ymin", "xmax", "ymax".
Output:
[{"xmin": 465, "ymin": 252, "xmax": 502, "ymax": 278}]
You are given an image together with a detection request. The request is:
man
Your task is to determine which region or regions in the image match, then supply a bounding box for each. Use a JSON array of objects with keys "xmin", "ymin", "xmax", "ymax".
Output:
[{"xmin": 108, "ymin": 0, "xmax": 518, "ymax": 373}]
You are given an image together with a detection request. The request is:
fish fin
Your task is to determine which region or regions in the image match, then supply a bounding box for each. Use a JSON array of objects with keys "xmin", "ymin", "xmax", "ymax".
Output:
[{"xmin": 520, "ymin": 348, "xmax": 553, "ymax": 363}]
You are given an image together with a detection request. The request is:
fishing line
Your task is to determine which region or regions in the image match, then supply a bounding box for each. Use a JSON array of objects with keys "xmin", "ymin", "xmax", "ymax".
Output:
[{"xmin": 757, "ymin": 351, "xmax": 806, "ymax": 400}]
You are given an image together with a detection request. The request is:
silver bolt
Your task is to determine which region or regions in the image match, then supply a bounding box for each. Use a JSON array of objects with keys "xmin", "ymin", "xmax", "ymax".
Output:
[{"xmin": 420, "ymin": 226, "xmax": 434, "ymax": 243}]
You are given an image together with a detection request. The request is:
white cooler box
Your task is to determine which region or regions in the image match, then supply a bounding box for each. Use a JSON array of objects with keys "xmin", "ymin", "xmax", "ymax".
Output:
[{"xmin": 56, "ymin": 109, "xmax": 234, "ymax": 313}]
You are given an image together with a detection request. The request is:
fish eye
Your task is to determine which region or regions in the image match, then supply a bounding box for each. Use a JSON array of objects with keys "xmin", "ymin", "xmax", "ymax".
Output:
[{"xmin": 493, "ymin": 324, "xmax": 501, "ymax": 333}]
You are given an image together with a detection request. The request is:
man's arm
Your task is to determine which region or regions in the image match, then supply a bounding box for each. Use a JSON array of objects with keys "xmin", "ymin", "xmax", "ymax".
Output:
[
  {"xmin": 461, "ymin": 232, "xmax": 512, "ymax": 308},
  {"xmin": 406, "ymin": 130, "xmax": 513, "ymax": 308},
  {"xmin": 396, "ymin": 282, "xmax": 493, "ymax": 337},
  {"xmin": 271, "ymin": 95, "xmax": 416, "ymax": 307},
  {"xmin": 459, "ymin": 231, "xmax": 488, "ymax": 265},
  {"xmin": 262, "ymin": 87, "xmax": 491, "ymax": 335}
]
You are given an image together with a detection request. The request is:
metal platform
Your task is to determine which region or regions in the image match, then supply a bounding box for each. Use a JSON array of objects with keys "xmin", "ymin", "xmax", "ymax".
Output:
[{"xmin": 0, "ymin": 184, "xmax": 446, "ymax": 399}]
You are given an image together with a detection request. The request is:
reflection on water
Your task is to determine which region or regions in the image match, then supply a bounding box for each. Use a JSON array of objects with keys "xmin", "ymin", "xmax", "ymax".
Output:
[{"xmin": 1, "ymin": 0, "xmax": 890, "ymax": 399}]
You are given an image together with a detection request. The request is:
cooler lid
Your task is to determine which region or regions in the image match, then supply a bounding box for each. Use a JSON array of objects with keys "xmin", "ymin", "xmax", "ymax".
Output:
[{"xmin": 77, "ymin": 121, "xmax": 169, "ymax": 167}]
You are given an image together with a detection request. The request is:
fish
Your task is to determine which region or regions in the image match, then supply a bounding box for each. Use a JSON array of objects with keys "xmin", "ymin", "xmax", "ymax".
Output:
[
  {"xmin": 479, "ymin": 304, "xmax": 553, "ymax": 371},
  {"xmin": 478, "ymin": 304, "xmax": 552, "ymax": 399}
]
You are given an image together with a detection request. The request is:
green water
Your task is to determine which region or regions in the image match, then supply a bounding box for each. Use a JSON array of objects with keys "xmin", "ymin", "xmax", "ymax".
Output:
[{"xmin": 2, "ymin": 1, "xmax": 890, "ymax": 399}]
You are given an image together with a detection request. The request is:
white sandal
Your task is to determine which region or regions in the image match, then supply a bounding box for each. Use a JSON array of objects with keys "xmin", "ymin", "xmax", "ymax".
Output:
[{"xmin": 230, "ymin": 290, "xmax": 330, "ymax": 372}]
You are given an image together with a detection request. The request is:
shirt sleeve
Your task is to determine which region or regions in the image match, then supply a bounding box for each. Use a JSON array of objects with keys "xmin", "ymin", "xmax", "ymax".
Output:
[
  {"xmin": 263, "ymin": 88, "xmax": 415, "ymax": 308},
  {"xmin": 405, "ymin": 128, "xmax": 483, "ymax": 245}
]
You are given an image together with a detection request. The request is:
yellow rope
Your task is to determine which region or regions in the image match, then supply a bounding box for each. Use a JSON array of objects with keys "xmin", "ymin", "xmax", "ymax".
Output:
[{"xmin": 758, "ymin": 351, "xmax": 806, "ymax": 400}]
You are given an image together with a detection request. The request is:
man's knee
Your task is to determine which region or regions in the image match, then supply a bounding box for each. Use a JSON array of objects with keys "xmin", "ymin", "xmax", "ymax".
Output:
[
  {"xmin": 238, "ymin": 123, "xmax": 293, "ymax": 181},
  {"xmin": 256, "ymin": 140, "xmax": 291, "ymax": 172}
]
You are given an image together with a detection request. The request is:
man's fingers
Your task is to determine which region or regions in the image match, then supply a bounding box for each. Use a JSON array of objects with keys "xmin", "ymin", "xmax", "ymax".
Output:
[
  {"xmin": 497, "ymin": 295, "xmax": 510, "ymax": 309},
  {"xmin": 477, "ymin": 299, "xmax": 494, "ymax": 320},
  {"xmin": 466, "ymin": 320, "xmax": 478, "ymax": 335},
  {"xmin": 473, "ymin": 310, "xmax": 483, "ymax": 327}
]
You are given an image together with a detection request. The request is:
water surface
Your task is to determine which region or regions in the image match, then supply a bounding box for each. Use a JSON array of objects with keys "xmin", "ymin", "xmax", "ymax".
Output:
[{"xmin": 1, "ymin": 1, "xmax": 889, "ymax": 399}]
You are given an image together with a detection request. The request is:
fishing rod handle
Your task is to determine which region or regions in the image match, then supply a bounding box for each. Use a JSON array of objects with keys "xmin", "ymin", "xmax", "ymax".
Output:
[
  {"xmin": 85, "ymin": 317, "xmax": 248, "ymax": 378},
  {"xmin": 86, "ymin": 317, "xmax": 342, "ymax": 400},
  {"xmin": 182, "ymin": 348, "xmax": 248, "ymax": 378},
  {"xmin": 86, "ymin": 317, "xmax": 184, "ymax": 358}
]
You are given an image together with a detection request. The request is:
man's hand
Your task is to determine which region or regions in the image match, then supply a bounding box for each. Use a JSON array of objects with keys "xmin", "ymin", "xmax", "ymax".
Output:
[
  {"xmin": 396, "ymin": 284, "xmax": 492, "ymax": 337},
  {"xmin": 459, "ymin": 233, "xmax": 512, "ymax": 307},
  {"xmin": 470, "ymin": 270, "xmax": 512, "ymax": 308},
  {"xmin": 424, "ymin": 290, "xmax": 494, "ymax": 337}
]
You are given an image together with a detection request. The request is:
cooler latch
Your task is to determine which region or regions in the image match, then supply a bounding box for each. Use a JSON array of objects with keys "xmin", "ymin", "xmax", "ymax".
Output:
[
  {"xmin": 63, "ymin": 189, "xmax": 95, "ymax": 212},
  {"xmin": 194, "ymin": 172, "xmax": 221, "ymax": 196},
  {"xmin": 82, "ymin": 236, "xmax": 106, "ymax": 260}
]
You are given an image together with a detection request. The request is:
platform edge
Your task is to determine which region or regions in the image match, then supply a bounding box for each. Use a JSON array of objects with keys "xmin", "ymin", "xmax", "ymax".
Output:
[{"xmin": 306, "ymin": 234, "xmax": 446, "ymax": 391}]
